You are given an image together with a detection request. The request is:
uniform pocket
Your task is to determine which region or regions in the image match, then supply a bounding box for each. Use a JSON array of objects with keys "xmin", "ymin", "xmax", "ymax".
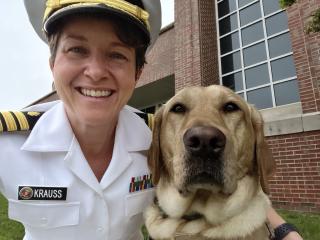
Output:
[
  {"xmin": 125, "ymin": 188, "xmax": 155, "ymax": 218},
  {"xmin": 8, "ymin": 199, "xmax": 80, "ymax": 229}
]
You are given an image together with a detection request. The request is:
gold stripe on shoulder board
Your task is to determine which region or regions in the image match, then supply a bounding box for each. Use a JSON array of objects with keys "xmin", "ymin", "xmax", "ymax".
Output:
[
  {"xmin": 1, "ymin": 112, "xmax": 18, "ymax": 131},
  {"xmin": 147, "ymin": 113, "xmax": 154, "ymax": 131},
  {"xmin": 134, "ymin": 112, "xmax": 154, "ymax": 130},
  {"xmin": 0, "ymin": 111, "xmax": 43, "ymax": 133},
  {"xmin": 13, "ymin": 111, "xmax": 30, "ymax": 131},
  {"xmin": 27, "ymin": 111, "xmax": 41, "ymax": 116}
]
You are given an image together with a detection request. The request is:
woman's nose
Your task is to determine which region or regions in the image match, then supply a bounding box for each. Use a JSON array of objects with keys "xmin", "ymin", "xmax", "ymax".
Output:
[{"xmin": 83, "ymin": 55, "xmax": 109, "ymax": 81}]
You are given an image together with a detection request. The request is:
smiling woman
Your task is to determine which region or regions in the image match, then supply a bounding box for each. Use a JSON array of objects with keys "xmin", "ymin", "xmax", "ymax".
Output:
[{"xmin": 0, "ymin": 0, "xmax": 173, "ymax": 110}]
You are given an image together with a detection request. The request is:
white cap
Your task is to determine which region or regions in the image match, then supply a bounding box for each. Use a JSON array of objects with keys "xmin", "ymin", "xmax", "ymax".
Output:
[{"xmin": 24, "ymin": 0, "xmax": 162, "ymax": 49}]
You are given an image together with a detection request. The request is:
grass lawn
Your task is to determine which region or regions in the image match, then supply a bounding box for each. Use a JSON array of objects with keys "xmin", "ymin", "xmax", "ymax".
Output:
[
  {"xmin": 278, "ymin": 209, "xmax": 320, "ymax": 240},
  {"xmin": 0, "ymin": 194, "xmax": 24, "ymax": 240},
  {"xmin": 0, "ymin": 193, "xmax": 319, "ymax": 239}
]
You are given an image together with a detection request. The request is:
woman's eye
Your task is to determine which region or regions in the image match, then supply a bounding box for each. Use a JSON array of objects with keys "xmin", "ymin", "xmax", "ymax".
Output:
[
  {"xmin": 68, "ymin": 47, "xmax": 87, "ymax": 55},
  {"xmin": 109, "ymin": 52, "xmax": 127, "ymax": 61}
]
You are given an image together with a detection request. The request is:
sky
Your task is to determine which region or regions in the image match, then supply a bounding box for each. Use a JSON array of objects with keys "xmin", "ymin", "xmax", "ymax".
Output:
[{"xmin": 0, "ymin": 1, "xmax": 174, "ymax": 110}]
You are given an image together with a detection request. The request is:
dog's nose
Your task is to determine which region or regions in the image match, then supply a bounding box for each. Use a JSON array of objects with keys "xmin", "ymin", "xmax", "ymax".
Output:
[{"xmin": 183, "ymin": 126, "xmax": 226, "ymax": 155}]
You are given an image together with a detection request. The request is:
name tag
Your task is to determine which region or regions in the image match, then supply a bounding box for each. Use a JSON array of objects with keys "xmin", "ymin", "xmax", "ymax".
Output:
[{"xmin": 18, "ymin": 186, "xmax": 67, "ymax": 201}]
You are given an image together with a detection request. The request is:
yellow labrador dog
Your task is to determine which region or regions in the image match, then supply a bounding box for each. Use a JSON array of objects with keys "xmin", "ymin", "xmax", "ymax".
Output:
[{"xmin": 144, "ymin": 85, "xmax": 275, "ymax": 240}]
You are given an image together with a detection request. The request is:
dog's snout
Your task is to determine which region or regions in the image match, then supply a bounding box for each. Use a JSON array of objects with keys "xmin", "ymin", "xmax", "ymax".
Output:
[{"xmin": 183, "ymin": 126, "xmax": 226, "ymax": 155}]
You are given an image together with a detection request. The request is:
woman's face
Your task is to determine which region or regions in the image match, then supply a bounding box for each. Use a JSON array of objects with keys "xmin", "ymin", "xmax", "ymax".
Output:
[{"xmin": 50, "ymin": 16, "xmax": 138, "ymax": 127}]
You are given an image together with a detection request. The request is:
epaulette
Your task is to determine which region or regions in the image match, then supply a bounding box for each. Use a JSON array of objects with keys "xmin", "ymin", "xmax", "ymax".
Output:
[
  {"xmin": 0, "ymin": 111, "xmax": 44, "ymax": 133},
  {"xmin": 135, "ymin": 112, "xmax": 154, "ymax": 130},
  {"xmin": 0, "ymin": 111, "xmax": 154, "ymax": 133}
]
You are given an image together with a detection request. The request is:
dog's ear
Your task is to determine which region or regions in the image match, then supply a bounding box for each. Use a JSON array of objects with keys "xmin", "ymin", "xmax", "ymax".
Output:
[
  {"xmin": 250, "ymin": 105, "xmax": 276, "ymax": 194},
  {"xmin": 148, "ymin": 106, "xmax": 165, "ymax": 185}
]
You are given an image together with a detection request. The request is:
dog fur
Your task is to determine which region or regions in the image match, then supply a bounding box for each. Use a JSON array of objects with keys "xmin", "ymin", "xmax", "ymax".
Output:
[{"xmin": 144, "ymin": 85, "xmax": 275, "ymax": 240}]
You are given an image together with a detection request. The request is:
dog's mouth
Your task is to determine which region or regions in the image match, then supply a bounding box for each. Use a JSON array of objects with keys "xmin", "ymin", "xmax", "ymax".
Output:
[
  {"xmin": 187, "ymin": 171, "xmax": 222, "ymax": 184},
  {"xmin": 180, "ymin": 155, "xmax": 224, "ymax": 194},
  {"xmin": 186, "ymin": 165, "xmax": 223, "ymax": 184}
]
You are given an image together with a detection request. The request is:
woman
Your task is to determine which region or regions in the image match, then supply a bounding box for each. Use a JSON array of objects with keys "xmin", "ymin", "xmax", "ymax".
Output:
[{"xmin": 0, "ymin": 0, "xmax": 302, "ymax": 240}]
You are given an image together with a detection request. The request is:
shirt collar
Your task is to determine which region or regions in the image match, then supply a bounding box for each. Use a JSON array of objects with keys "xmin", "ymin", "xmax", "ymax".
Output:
[
  {"xmin": 21, "ymin": 102, "xmax": 151, "ymax": 152},
  {"xmin": 21, "ymin": 101, "xmax": 73, "ymax": 152},
  {"xmin": 117, "ymin": 106, "xmax": 152, "ymax": 152}
]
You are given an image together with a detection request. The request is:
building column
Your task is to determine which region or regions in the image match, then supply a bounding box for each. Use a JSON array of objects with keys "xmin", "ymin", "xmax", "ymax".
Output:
[
  {"xmin": 286, "ymin": 0, "xmax": 320, "ymax": 113},
  {"xmin": 174, "ymin": 0, "xmax": 219, "ymax": 92}
]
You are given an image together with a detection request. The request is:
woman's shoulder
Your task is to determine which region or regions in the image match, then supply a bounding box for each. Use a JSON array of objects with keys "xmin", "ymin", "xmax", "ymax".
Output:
[
  {"xmin": 0, "ymin": 100, "xmax": 63, "ymax": 134},
  {"xmin": 123, "ymin": 105, "xmax": 154, "ymax": 130},
  {"xmin": 0, "ymin": 111, "xmax": 44, "ymax": 133}
]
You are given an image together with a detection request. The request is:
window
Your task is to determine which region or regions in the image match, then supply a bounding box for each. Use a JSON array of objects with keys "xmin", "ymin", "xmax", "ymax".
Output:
[
  {"xmin": 217, "ymin": 0, "xmax": 300, "ymax": 109},
  {"xmin": 241, "ymin": 21, "xmax": 264, "ymax": 46},
  {"xmin": 220, "ymin": 31, "xmax": 240, "ymax": 54},
  {"xmin": 221, "ymin": 51, "xmax": 242, "ymax": 74},
  {"xmin": 222, "ymin": 71, "xmax": 243, "ymax": 91},
  {"xmin": 239, "ymin": 2, "xmax": 261, "ymax": 26}
]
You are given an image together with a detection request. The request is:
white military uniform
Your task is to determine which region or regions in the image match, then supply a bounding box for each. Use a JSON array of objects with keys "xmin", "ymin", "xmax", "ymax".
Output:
[{"xmin": 0, "ymin": 101, "xmax": 154, "ymax": 240}]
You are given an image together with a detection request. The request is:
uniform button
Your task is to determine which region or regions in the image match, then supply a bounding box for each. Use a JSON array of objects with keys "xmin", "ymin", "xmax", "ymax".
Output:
[{"xmin": 40, "ymin": 217, "xmax": 48, "ymax": 226}]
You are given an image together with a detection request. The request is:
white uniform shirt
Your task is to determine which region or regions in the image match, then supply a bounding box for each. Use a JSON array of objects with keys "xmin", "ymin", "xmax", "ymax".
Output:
[{"xmin": 0, "ymin": 101, "xmax": 155, "ymax": 240}]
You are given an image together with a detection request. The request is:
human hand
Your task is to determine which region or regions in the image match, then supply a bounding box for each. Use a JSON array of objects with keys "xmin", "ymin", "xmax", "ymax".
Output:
[{"xmin": 283, "ymin": 231, "xmax": 303, "ymax": 240}]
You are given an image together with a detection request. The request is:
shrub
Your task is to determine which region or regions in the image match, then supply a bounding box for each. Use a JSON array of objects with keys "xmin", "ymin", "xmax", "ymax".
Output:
[
  {"xmin": 279, "ymin": 0, "xmax": 296, "ymax": 9},
  {"xmin": 305, "ymin": 8, "xmax": 320, "ymax": 34}
]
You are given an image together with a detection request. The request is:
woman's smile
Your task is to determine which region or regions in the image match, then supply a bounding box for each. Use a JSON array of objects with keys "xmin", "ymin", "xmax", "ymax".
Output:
[{"xmin": 78, "ymin": 87, "xmax": 113, "ymax": 98}]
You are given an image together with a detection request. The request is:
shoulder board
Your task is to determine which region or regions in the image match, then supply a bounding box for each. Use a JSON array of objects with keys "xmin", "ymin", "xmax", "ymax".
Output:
[
  {"xmin": 0, "ymin": 111, "xmax": 154, "ymax": 133},
  {"xmin": 135, "ymin": 112, "xmax": 154, "ymax": 130},
  {"xmin": 0, "ymin": 111, "xmax": 44, "ymax": 133}
]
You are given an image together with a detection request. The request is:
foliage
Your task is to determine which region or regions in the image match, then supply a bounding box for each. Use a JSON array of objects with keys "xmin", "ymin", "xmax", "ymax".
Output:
[
  {"xmin": 305, "ymin": 8, "xmax": 320, "ymax": 34},
  {"xmin": 279, "ymin": 0, "xmax": 296, "ymax": 9},
  {"xmin": 279, "ymin": 0, "xmax": 320, "ymax": 34}
]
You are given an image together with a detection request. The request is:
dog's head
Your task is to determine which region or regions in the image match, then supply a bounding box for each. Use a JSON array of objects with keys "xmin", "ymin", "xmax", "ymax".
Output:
[{"xmin": 148, "ymin": 85, "xmax": 275, "ymax": 195}]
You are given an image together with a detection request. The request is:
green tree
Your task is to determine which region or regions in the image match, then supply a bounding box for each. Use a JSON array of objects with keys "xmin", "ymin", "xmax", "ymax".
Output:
[{"xmin": 280, "ymin": 0, "xmax": 320, "ymax": 34}]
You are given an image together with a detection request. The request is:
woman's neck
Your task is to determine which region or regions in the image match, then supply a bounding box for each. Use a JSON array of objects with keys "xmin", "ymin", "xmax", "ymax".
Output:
[{"xmin": 69, "ymin": 114, "xmax": 118, "ymax": 181}]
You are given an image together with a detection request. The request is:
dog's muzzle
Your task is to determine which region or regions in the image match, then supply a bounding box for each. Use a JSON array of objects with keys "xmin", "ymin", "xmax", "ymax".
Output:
[{"xmin": 183, "ymin": 126, "xmax": 226, "ymax": 186}]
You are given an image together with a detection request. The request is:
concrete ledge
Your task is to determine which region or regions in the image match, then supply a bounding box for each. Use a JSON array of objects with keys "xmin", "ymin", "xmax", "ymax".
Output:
[
  {"xmin": 264, "ymin": 116, "xmax": 303, "ymax": 136},
  {"xmin": 261, "ymin": 103, "xmax": 320, "ymax": 136},
  {"xmin": 303, "ymin": 112, "xmax": 320, "ymax": 132}
]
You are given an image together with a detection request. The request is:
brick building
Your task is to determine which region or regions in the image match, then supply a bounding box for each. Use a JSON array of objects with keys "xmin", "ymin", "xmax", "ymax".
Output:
[
  {"xmin": 132, "ymin": 0, "xmax": 320, "ymax": 213},
  {"xmin": 35, "ymin": 0, "xmax": 320, "ymax": 213}
]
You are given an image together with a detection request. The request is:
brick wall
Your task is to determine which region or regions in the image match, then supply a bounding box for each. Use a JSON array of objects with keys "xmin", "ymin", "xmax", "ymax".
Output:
[
  {"xmin": 198, "ymin": 1, "xmax": 220, "ymax": 86},
  {"xmin": 175, "ymin": 0, "xmax": 202, "ymax": 90},
  {"xmin": 268, "ymin": 130, "xmax": 320, "ymax": 213},
  {"xmin": 138, "ymin": 25, "xmax": 175, "ymax": 87},
  {"xmin": 174, "ymin": 0, "xmax": 220, "ymax": 91},
  {"xmin": 287, "ymin": 0, "xmax": 320, "ymax": 113}
]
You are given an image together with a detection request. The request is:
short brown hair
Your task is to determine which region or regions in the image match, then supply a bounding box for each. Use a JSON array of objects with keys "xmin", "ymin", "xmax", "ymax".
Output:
[{"xmin": 47, "ymin": 12, "xmax": 149, "ymax": 72}]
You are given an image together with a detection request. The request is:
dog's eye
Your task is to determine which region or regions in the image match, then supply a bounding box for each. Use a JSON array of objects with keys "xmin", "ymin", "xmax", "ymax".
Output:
[
  {"xmin": 223, "ymin": 102, "xmax": 240, "ymax": 112},
  {"xmin": 170, "ymin": 103, "xmax": 186, "ymax": 113}
]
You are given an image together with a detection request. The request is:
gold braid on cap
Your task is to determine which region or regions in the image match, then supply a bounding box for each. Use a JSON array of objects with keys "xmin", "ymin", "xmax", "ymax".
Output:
[{"xmin": 44, "ymin": 0, "xmax": 150, "ymax": 30}]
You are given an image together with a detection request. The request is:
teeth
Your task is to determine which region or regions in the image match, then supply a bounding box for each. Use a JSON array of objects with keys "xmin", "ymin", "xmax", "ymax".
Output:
[{"xmin": 80, "ymin": 88, "xmax": 111, "ymax": 97}]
